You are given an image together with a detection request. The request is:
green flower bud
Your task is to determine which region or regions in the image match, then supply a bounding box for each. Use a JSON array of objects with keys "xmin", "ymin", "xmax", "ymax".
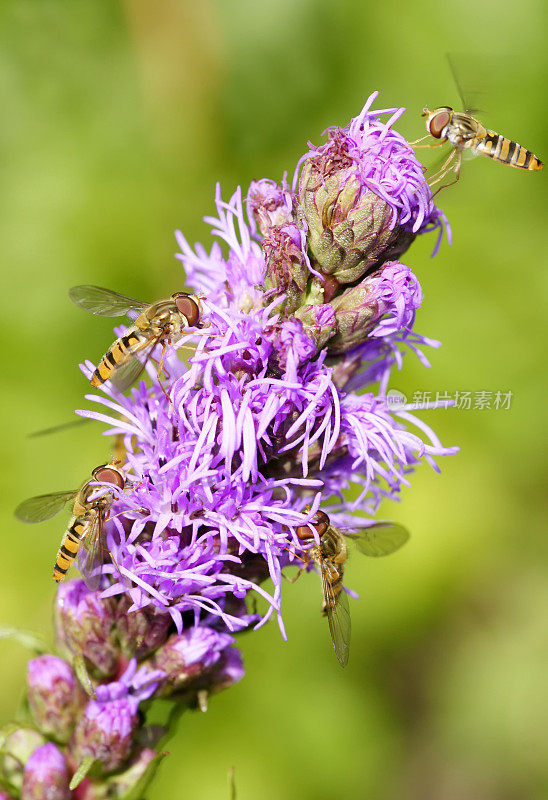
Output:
[
  {"xmin": 0, "ymin": 727, "xmax": 45, "ymax": 795},
  {"xmin": 298, "ymin": 142, "xmax": 415, "ymax": 284},
  {"xmin": 263, "ymin": 224, "xmax": 310, "ymax": 315}
]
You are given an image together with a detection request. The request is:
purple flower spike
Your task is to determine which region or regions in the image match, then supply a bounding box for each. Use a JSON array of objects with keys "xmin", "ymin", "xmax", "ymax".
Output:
[
  {"xmin": 74, "ymin": 90, "xmax": 456, "ymax": 677},
  {"xmin": 21, "ymin": 743, "xmax": 70, "ymax": 800},
  {"xmin": 2, "ymin": 88, "xmax": 461, "ymax": 800},
  {"xmin": 27, "ymin": 655, "xmax": 86, "ymax": 742},
  {"xmin": 55, "ymin": 580, "xmax": 119, "ymax": 678}
]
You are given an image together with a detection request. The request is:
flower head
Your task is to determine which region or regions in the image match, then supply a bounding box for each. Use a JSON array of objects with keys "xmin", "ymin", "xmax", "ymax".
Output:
[
  {"xmin": 21, "ymin": 743, "xmax": 70, "ymax": 800},
  {"xmin": 296, "ymin": 92, "xmax": 449, "ymax": 284},
  {"xmin": 54, "ymin": 581, "xmax": 119, "ymax": 678},
  {"xmin": 0, "ymin": 729, "xmax": 45, "ymax": 796},
  {"xmin": 152, "ymin": 627, "xmax": 241, "ymax": 696},
  {"xmin": 247, "ymin": 177, "xmax": 295, "ymax": 236},
  {"xmin": 27, "ymin": 656, "xmax": 86, "ymax": 743},
  {"xmin": 69, "ymin": 661, "xmax": 161, "ymax": 776}
]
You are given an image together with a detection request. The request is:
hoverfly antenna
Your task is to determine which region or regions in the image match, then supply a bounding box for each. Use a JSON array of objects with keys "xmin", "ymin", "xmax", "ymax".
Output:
[{"xmin": 421, "ymin": 108, "xmax": 430, "ymax": 118}]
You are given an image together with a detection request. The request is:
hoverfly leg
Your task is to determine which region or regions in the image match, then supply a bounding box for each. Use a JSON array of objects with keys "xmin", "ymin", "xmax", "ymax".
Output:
[
  {"xmin": 408, "ymin": 133, "xmax": 436, "ymax": 146},
  {"xmin": 428, "ymin": 148, "xmax": 457, "ymax": 186},
  {"xmin": 284, "ymin": 561, "xmax": 309, "ymax": 584},
  {"xmin": 410, "ymin": 139, "xmax": 446, "ymax": 149},
  {"xmin": 432, "ymin": 151, "xmax": 462, "ymax": 196},
  {"xmin": 154, "ymin": 342, "xmax": 175, "ymax": 408}
]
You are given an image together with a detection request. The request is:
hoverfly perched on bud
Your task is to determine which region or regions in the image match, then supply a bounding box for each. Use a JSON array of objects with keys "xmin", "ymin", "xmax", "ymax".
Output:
[
  {"xmin": 15, "ymin": 461, "xmax": 127, "ymax": 589},
  {"xmin": 69, "ymin": 286, "xmax": 203, "ymax": 391},
  {"xmin": 294, "ymin": 510, "xmax": 409, "ymax": 667}
]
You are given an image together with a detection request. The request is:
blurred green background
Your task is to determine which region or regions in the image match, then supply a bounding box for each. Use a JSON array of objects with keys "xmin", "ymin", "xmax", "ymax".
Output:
[{"xmin": 1, "ymin": 1, "xmax": 546, "ymax": 798}]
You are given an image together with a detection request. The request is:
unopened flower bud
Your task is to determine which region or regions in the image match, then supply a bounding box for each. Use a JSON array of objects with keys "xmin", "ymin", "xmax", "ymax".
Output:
[
  {"xmin": 55, "ymin": 580, "xmax": 119, "ymax": 678},
  {"xmin": 115, "ymin": 597, "xmax": 171, "ymax": 660},
  {"xmin": 297, "ymin": 94, "xmax": 443, "ymax": 284},
  {"xmin": 209, "ymin": 646, "xmax": 245, "ymax": 695},
  {"xmin": 78, "ymin": 748, "xmax": 158, "ymax": 800},
  {"xmin": 326, "ymin": 279, "xmax": 380, "ymax": 353},
  {"xmin": 247, "ymin": 178, "xmax": 294, "ymax": 236},
  {"xmin": 71, "ymin": 693, "xmax": 138, "ymax": 773},
  {"xmin": 27, "ymin": 655, "xmax": 86, "ymax": 742},
  {"xmin": 152, "ymin": 628, "xmax": 237, "ymax": 695},
  {"xmin": 0, "ymin": 728, "xmax": 45, "ymax": 794},
  {"xmin": 294, "ymin": 303, "xmax": 337, "ymax": 352},
  {"xmin": 327, "ymin": 261, "xmax": 421, "ymax": 353},
  {"xmin": 265, "ymin": 318, "xmax": 317, "ymax": 372},
  {"xmin": 21, "ymin": 743, "xmax": 70, "ymax": 800},
  {"xmin": 263, "ymin": 224, "xmax": 310, "ymax": 314}
]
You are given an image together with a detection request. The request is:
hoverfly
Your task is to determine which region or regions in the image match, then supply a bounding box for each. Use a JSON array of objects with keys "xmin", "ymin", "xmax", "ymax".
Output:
[
  {"xmin": 294, "ymin": 510, "xmax": 409, "ymax": 667},
  {"xmin": 15, "ymin": 461, "xmax": 126, "ymax": 589},
  {"xmin": 418, "ymin": 106, "xmax": 543, "ymax": 190},
  {"xmin": 413, "ymin": 59, "xmax": 543, "ymax": 191},
  {"xmin": 69, "ymin": 286, "xmax": 202, "ymax": 391}
]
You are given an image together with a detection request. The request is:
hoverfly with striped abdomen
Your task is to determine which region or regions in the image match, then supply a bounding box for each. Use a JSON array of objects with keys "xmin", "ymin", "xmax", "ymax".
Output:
[
  {"xmin": 418, "ymin": 106, "xmax": 543, "ymax": 191},
  {"xmin": 15, "ymin": 461, "xmax": 127, "ymax": 590},
  {"xmin": 294, "ymin": 510, "xmax": 410, "ymax": 667},
  {"xmin": 69, "ymin": 286, "xmax": 202, "ymax": 391},
  {"xmin": 413, "ymin": 57, "xmax": 543, "ymax": 191}
]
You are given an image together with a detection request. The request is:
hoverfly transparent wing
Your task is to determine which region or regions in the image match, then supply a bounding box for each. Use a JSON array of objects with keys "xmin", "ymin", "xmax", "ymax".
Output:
[
  {"xmin": 77, "ymin": 511, "xmax": 108, "ymax": 591},
  {"xmin": 446, "ymin": 54, "xmax": 485, "ymax": 115},
  {"xmin": 346, "ymin": 522, "xmax": 410, "ymax": 557},
  {"xmin": 108, "ymin": 333, "xmax": 164, "ymax": 392},
  {"xmin": 320, "ymin": 564, "xmax": 351, "ymax": 668},
  {"xmin": 69, "ymin": 285, "xmax": 149, "ymax": 317},
  {"xmin": 28, "ymin": 418, "xmax": 90, "ymax": 438},
  {"xmin": 14, "ymin": 490, "xmax": 77, "ymax": 524}
]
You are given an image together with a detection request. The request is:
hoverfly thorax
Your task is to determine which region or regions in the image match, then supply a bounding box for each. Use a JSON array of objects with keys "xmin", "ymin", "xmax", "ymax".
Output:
[{"xmin": 135, "ymin": 300, "xmax": 175, "ymax": 331}]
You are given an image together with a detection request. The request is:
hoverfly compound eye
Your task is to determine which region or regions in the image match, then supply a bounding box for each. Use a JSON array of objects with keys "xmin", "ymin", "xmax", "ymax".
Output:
[
  {"xmin": 92, "ymin": 465, "xmax": 125, "ymax": 489},
  {"xmin": 429, "ymin": 110, "xmax": 451, "ymax": 139},
  {"xmin": 172, "ymin": 293, "xmax": 201, "ymax": 326},
  {"xmin": 313, "ymin": 510, "xmax": 330, "ymax": 536},
  {"xmin": 296, "ymin": 510, "xmax": 330, "ymax": 540}
]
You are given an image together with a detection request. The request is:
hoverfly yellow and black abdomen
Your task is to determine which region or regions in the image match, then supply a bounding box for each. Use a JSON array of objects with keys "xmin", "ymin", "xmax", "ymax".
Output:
[
  {"xmin": 53, "ymin": 532, "xmax": 80, "ymax": 582},
  {"xmin": 475, "ymin": 131, "xmax": 543, "ymax": 170},
  {"xmin": 90, "ymin": 329, "xmax": 147, "ymax": 388}
]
